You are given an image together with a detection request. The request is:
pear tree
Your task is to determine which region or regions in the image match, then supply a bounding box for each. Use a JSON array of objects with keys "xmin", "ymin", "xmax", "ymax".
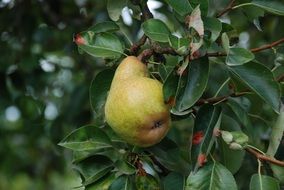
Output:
[{"xmin": 59, "ymin": 0, "xmax": 284, "ymax": 189}]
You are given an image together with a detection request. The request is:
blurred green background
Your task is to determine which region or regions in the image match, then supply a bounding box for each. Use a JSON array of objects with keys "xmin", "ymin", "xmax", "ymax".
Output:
[
  {"xmin": 0, "ymin": 0, "xmax": 108, "ymax": 189},
  {"xmin": 0, "ymin": 0, "xmax": 283, "ymax": 189}
]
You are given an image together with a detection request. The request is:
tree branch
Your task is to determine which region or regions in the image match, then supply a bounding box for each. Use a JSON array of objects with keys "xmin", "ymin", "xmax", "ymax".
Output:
[
  {"xmin": 139, "ymin": 1, "xmax": 153, "ymax": 20},
  {"xmin": 129, "ymin": 0, "xmax": 153, "ymax": 55},
  {"xmin": 194, "ymin": 71, "xmax": 283, "ymax": 107},
  {"xmin": 130, "ymin": 35, "xmax": 148, "ymax": 55},
  {"xmin": 195, "ymin": 91, "xmax": 250, "ymax": 106},
  {"xmin": 250, "ymin": 38, "xmax": 284, "ymax": 53},
  {"xmin": 216, "ymin": 0, "xmax": 237, "ymax": 18},
  {"xmin": 277, "ymin": 73, "xmax": 284, "ymax": 82},
  {"xmin": 245, "ymin": 147, "xmax": 284, "ymax": 167},
  {"xmin": 207, "ymin": 37, "xmax": 284, "ymax": 57},
  {"xmin": 138, "ymin": 49, "xmax": 154, "ymax": 62},
  {"xmin": 138, "ymin": 46, "xmax": 178, "ymax": 62},
  {"xmin": 206, "ymin": 52, "xmax": 227, "ymax": 57}
]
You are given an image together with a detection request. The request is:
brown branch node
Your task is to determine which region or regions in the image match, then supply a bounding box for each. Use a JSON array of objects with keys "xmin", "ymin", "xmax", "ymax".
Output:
[{"xmin": 137, "ymin": 46, "xmax": 178, "ymax": 63}]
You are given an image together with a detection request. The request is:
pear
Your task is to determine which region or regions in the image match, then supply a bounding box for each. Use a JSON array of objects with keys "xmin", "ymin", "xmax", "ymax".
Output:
[{"xmin": 104, "ymin": 56, "xmax": 171, "ymax": 147}]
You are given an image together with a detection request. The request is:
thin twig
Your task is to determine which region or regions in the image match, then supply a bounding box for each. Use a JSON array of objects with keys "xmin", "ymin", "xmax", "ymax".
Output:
[
  {"xmin": 277, "ymin": 73, "xmax": 284, "ymax": 82},
  {"xmin": 194, "ymin": 71, "xmax": 282, "ymax": 107},
  {"xmin": 138, "ymin": 49, "xmax": 154, "ymax": 62},
  {"xmin": 207, "ymin": 37, "xmax": 284, "ymax": 57},
  {"xmin": 130, "ymin": 35, "xmax": 148, "ymax": 55},
  {"xmin": 250, "ymin": 38, "xmax": 284, "ymax": 53},
  {"xmin": 216, "ymin": 0, "xmax": 237, "ymax": 18},
  {"xmin": 206, "ymin": 52, "xmax": 227, "ymax": 57},
  {"xmin": 195, "ymin": 91, "xmax": 250, "ymax": 106},
  {"xmin": 153, "ymin": 45, "xmax": 178, "ymax": 55},
  {"xmin": 129, "ymin": 0, "xmax": 153, "ymax": 55},
  {"xmin": 245, "ymin": 147, "xmax": 284, "ymax": 167},
  {"xmin": 139, "ymin": 1, "xmax": 153, "ymax": 20},
  {"xmin": 138, "ymin": 46, "xmax": 178, "ymax": 62}
]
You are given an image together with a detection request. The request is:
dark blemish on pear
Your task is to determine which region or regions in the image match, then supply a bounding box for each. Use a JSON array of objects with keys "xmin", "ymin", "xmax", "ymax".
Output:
[{"xmin": 152, "ymin": 120, "xmax": 163, "ymax": 129}]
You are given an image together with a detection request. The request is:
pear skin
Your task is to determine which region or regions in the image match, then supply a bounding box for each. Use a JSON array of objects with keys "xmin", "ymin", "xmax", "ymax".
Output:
[{"xmin": 105, "ymin": 56, "xmax": 171, "ymax": 147}]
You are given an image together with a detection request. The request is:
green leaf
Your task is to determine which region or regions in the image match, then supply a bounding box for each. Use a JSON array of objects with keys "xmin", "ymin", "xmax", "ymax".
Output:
[
  {"xmin": 107, "ymin": 0, "xmax": 127, "ymax": 21},
  {"xmin": 252, "ymin": 18, "xmax": 262, "ymax": 31},
  {"xmin": 90, "ymin": 69, "xmax": 115, "ymax": 113},
  {"xmin": 228, "ymin": 63, "xmax": 281, "ymax": 113},
  {"xmin": 109, "ymin": 175, "xmax": 134, "ymax": 190},
  {"xmin": 241, "ymin": 6, "xmax": 263, "ymax": 31},
  {"xmin": 164, "ymin": 0, "xmax": 193, "ymax": 17},
  {"xmin": 226, "ymin": 98, "xmax": 255, "ymax": 139},
  {"xmin": 190, "ymin": 0, "xmax": 209, "ymax": 16},
  {"xmin": 86, "ymin": 173, "xmax": 116, "ymax": 190},
  {"xmin": 59, "ymin": 125, "xmax": 112, "ymax": 151},
  {"xmin": 74, "ymin": 155, "xmax": 114, "ymax": 186},
  {"xmin": 191, "ymin": 105, "xmax": 222, "ymax": 171},
  {"xmin": 226, "ymin": 48, "xmax": 255, "ymax": 66},
  {"xmin": 174, "ymin": 57, "xmax": 209, "ymax": 112},
  {"xmin": 78, "ymin": 32, "xmax": 125, "ymax": 58},
  {"xmin": 219, "ymin": 139, "xmax": 245, "ymax": 173},
  {"xmin": 266, "ymin": 106, "xmax": 284, "ymax": 157},
  {"xmin": 72, "ymin": 148, "xmax": 121, "ymax": 164},
  {"xmin": 186, "ymin": 162, "xmax": 237, "ymax": 190},
  {"xmin": 16, "ymin": 96, "xmax": 43, "ymax": 120},
  {"xmin": 158, "ymin": 63, "xmax": 170, "ymax": 82},
  {"xmin": 163, "ymin": 67, "xmax": 179, "ymax": 104},
  {"xmin": 187, "ymin": 5, "xmax": 204, "ymax": 36},
  {"xmin": 250, "ymin": 174, "xmax": 280, "ymax": 190},
  {"xmin": 244, "ymin": 5, "xmax": 265, "ymax": 19},
  {"xmin": 221, "ymin": 23, "xmax": 234, "ymax": 33},
  {"xmin": 135, "ymin": 174, "xmax": 160, "ymax": 190},
  {"xmin": 203, "ymin": 17, "xmax": 222, "ymax": 43},
  {"xmin": 142, "ymin": 19, "xmax": 170, "ymax": 42},
  {"xmin": 147, "ymin": 137, "xmax": 191, "ymax": 175},
  {"xmin": 114, "ymin": 160, "xmax": 136, "ymax": 175},
  {"xmin": 271, "ymin": 164, "xmax": 284, "ymax": 184},
  {"xmin": 169, "ymin": 35, "xmax": 190, "ymax": 53},
  {"xmin": 221, "ymin": 33, "xmax": 230, "ymax": 54},
  {"xmin": 251, "ymin": 0, "xmax": 284, "ymax": 16},
  {"xmin": 88, "ymin": 21, "xmax": 120, "ymax": 34},
  {"xmin": 163, "ymin": 172, "xmax": 185, "ymax": 190}
]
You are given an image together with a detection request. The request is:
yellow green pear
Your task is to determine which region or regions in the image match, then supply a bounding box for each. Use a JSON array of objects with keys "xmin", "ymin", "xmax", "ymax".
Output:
[{"xmin": 104, "ymin": 56, "xmax": 171, "ymax": 147}]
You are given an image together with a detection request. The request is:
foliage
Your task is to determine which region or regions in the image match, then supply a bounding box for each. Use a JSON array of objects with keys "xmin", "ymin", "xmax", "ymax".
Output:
[
  {"xmin": 0, "ymin": 0, "xmax": 110, "ymax": 189},
  {"xmin": 1, "ymin": 0, "xmax": 284, "ymax": 189},
  {"xmin": 63, "ymin": 0, "xmax": 284, "ymax": 189}
]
